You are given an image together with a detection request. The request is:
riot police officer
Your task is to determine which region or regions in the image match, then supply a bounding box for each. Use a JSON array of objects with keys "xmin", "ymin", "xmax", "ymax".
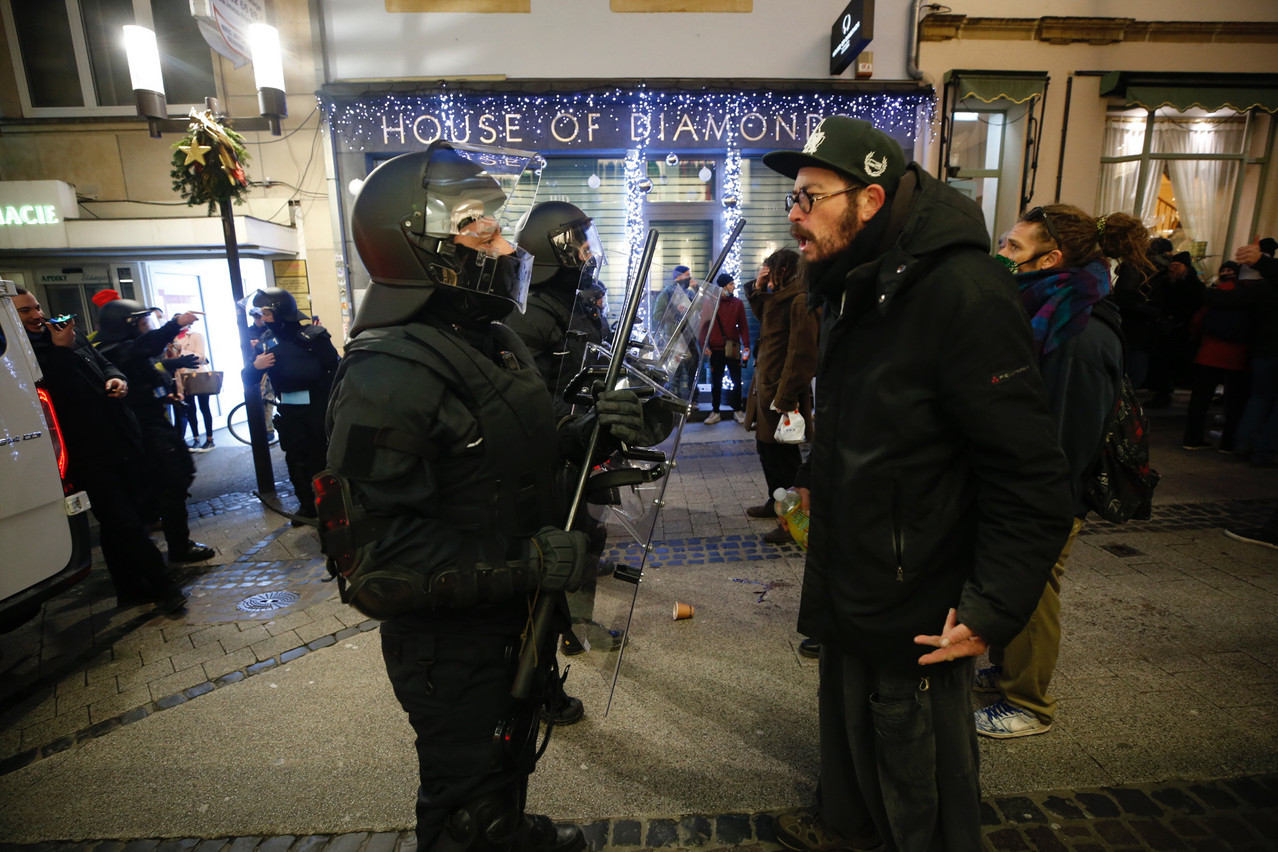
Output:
[
  {"xmin": 244, "ymin": 287, "xmax": 338, "ymax": 521},
  {"xmin": 96, "ymin": 300, "xmax": 214, "ymax": 565},
  {"xmin": 324, "ymin": 141, "xmax": 661, "ymax": 852},
  {"xmin": 507, "ymin": 200, "xmax": 608, "ymax": 415}
]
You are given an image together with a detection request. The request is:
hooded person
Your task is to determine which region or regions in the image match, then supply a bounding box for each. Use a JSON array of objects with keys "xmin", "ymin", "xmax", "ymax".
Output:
[
  {"xmin": 322, "ymin": 141, "xmax": 668, "ymax": 852},
  {"xmin": 243, "ymin": 286, "xmax": 338, "ymax": 521},
  {"xmin": 761, "ymin": 116, "xmax": 1073, "ymax": 852}
]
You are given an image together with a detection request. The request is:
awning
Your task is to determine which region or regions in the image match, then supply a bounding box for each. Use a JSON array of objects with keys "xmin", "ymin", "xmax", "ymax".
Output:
[
  {"xmin": 1100, "ymin": 71, "xmax": 1278, "ymax": 113},
  {"xmin": 943, "ymin": 70, "xmax": 1048, "ymax": 105}
]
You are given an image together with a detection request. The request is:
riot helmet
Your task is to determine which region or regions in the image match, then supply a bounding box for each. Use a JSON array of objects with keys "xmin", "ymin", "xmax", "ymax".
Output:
[
  {"xmin": 350, "ymin": 140, "xmax": 542, "ymax": 333},
  {"xmin": 516, "ymin": 200, "xmax": 607, "ymax": 287},
  {"xmin": 252, "ymin": 287, "xmax": 304, "ymax": 322},
  {"xmin": 96, "ymin": 298, "xmax": 158, "ymax": 342}
]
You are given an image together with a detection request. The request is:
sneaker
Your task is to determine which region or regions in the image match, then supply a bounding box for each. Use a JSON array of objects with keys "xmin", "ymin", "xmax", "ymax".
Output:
[
  {"xmin": 774, "ymin": 811, "xmax": 851, "ymax": 852},
  {"xmin": 973, "ymin": 664, "xmax": 1003, "ymax": 693},
  {"xmin": 168, "ymin": 541, "xmax": 215, "ymax": 563},
  {"xmin": 746, "ymin": 504, "xmax": 774, "ymax": 519},
  {"xmin": 974, "ymin": 700, "xmax": 1050, "ymax": 738},
  {"xmin": 704, "ymin": 412, "xmax": 722, "ymax": 424},
  {"xmin": 733, "ymin": 411, "xmax": 746, "ymax": 424},
  {"xmin": 763, "ymin": 525, "xmax": 792, "ymax": 545},
  {"xmin": 201, "ymin": 438, "xmax": 215, "ymax": 451},
  {"xmin": 1224, "ymin": 527, "xmax": 1278, "ymax": 550},
  {"xmin": 798, "ymin": 638, "xmax": 821, "ymax": 659}
]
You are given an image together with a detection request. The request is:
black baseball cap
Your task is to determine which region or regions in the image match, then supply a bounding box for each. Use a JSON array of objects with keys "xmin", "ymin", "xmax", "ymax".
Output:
[{"xmin": 763, "ymin": 116, "xmax": 906, "ymax": 196}]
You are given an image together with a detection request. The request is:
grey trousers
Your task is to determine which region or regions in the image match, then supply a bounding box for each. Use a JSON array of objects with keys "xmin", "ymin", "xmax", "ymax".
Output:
[{"xmin": 818, "ymin": 647, "xmax": 981, "ymax": 852}]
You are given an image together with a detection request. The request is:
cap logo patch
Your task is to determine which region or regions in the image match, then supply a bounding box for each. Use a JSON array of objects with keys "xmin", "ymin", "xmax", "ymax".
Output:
[
  {"xmin": 803, "ymin": 130, "xmax": 826, "ymax": 155},
  {"xmin": 865, "ymin": 152, "xmax": 887, "ymax": 177}
]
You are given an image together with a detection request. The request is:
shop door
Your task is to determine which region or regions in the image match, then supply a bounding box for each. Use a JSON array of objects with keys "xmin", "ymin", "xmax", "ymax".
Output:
[{"xmin": 150, "ymin": 270, "xmax": 234, "ymax": 417}]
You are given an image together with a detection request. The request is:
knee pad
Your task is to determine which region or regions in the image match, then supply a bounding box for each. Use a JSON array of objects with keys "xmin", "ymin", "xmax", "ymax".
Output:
[{"xmin": 436, "ymin": 790, "xmax": 521, "ymax": 852}]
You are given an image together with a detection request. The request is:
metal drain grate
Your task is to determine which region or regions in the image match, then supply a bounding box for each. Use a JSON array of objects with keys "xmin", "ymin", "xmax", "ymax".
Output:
[{"xmin": 237, "ymin": 590, "xmax": 301, "ymax": 612}]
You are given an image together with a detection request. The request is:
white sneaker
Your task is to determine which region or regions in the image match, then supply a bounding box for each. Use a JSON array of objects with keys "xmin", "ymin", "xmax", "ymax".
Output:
[
  {"xmin": 974, "ymin": 700, "xmax": 1050, "ymax": 738},
  {"xmin": 733, "ymin": 411, "xmax": 746, "ymax": 424},
  {"xmin": 704, "ymin": 412, "xmax": 721, "ymax": 424}
]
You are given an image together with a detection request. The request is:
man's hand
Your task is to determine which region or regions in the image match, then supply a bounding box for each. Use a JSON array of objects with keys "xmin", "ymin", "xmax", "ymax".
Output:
[
  {"xmin": 914, "ymin": 608, "xmax": 987, "ymax": 665},
  {"xmin": 105, "ymin": 378, "xmax": 128, "ymax": 398},
  {"xmin": 175, "ymin": 311, "xmax": 201, "ymax": 327},
  {"xmin": 254, "ymin": 352, "xmax": 276, "ymax": 370},
  {"xmin": 49, "ymin": 320, "xmax": 76, "ymax": 348}
]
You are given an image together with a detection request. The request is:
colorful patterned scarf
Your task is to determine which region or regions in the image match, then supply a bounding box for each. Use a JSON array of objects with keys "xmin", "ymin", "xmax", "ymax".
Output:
[{"xmin": 1016, "ymin": 260, "xmax": 1112, "ymax": 358}]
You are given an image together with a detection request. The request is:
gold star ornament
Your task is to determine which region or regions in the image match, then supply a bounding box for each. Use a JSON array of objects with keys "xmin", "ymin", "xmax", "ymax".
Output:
[{"xmin": 179, "ymin": 141, "xmax": 212, "ymax": 166}]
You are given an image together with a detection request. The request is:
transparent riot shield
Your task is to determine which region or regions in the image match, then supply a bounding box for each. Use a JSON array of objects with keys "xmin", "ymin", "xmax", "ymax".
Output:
[{"xmin": 540, "ymin": 221, "xmax": 746, "ymax": 713}]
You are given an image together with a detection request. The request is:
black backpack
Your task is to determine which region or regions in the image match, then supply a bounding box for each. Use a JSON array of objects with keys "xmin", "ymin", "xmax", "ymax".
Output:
[{"xmin": 1084, "ymin": 310, "xmax": 1160, "ymax": 523}]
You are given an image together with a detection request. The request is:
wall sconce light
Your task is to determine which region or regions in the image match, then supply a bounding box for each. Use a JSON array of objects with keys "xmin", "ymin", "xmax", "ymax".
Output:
[{"xmin": 124, "ymin": 23, "xmax": 286, "ymax": 138}]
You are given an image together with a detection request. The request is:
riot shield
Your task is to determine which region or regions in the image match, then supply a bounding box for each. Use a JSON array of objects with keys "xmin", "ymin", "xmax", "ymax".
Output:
[{"xmin": 547, "ymin": 220, "xmax": 746, "ymax": 713}]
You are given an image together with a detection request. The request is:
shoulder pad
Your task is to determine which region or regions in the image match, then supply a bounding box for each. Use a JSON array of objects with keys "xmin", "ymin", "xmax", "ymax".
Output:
[{"xmin": 301, "ymin": 325, "xmax": 331, "ymax": 343}]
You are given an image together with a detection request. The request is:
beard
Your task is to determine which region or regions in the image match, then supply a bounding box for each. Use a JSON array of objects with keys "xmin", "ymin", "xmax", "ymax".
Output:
[{"xmin": 792, "ymin": 204, "xmax": 861, "ymax": 265}]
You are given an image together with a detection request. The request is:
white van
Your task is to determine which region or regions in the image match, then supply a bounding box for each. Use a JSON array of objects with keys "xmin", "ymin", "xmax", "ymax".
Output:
[{"xmin": 0, "ymin": 279, "xmax": 93, "ymax": 631}]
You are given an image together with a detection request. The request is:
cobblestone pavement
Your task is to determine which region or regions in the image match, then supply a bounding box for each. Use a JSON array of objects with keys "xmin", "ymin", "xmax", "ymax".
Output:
[{"xmin": 2, "ymin": 405, "xmax": 1277, "ymax": 850}]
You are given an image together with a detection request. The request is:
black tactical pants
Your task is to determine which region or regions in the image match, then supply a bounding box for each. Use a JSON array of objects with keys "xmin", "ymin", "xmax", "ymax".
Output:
[
  {"xmin": 138, "ymin": 410, "xmax": 196, "ymax": 552},
  {"xmin": 381, "ymin": 623, "xmax": 549, "ymax": 852},
  {"xmin": 274, "ymin": 401, "xmax": 328, "ymax": 512},
  {"xmin": 74, "ymin": 460, "xmax": 176, "ymax": 600}
]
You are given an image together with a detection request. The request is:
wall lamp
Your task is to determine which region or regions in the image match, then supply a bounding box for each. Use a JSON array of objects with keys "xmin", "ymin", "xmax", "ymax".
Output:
[{"xmin": 124, "ymin": 23, "xmax": 287, "ymax": 138}]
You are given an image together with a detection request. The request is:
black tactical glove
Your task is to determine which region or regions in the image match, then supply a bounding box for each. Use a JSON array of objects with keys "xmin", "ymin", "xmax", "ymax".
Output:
[
  {"xmin": 162, "ymin": 354, "xmax": 200, "ymax": 371},
  {"xmin": 527, "ymin": 526, "xmax": 589, "ymax": 593},
  {"xmin": 597, "ymin": 388, "xmax": 672, "ymax": 446}
]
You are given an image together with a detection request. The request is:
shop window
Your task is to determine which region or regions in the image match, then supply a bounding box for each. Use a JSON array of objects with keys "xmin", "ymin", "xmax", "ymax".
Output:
[
  {"xmin": 1098, "ymin": 111, "xmax": 1270, "ymax": 268},
  {"xmin": 940, "ymin": 70, "xmax": 1048, "ymax": 241},
  {"xmin": 645, "ymin": 158, "xmax": 717, "ymax": 203},
  {"xmin": 1, "ymin": 0, "xmax": 214, "ymax": 116},
  {"xmin": 738, "ymin": 158, "xmax": 796, "ymax": 279}
]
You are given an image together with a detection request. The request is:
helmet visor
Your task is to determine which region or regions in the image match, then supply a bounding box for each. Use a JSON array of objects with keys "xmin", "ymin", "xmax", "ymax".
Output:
[
  {"xmin": 547, "ymin": 218, "xmax": 607, "ymax": 271},
  {"xmin": 422, "ymin": 141, "xmax": 543, "ymax": 241}
]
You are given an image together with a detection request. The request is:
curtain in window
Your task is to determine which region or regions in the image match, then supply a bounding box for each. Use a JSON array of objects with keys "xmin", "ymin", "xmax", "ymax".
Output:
[
  {"xmin": 1154, "ymin": 120, "xmax": 1246, "ymax": 264},
  {"xmin": 1097, "ymin": 118, "xmax": 1159, "ymax": 222}
]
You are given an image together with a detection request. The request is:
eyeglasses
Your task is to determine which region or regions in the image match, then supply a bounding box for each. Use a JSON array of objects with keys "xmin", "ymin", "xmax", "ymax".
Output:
[
  {"xmin": 784, "ymin": 185, "xmax": 863, "ymax": 214},
  {"xmin": 1023, "ymin": 206, "xmax": 1062, "ymax": 247}
]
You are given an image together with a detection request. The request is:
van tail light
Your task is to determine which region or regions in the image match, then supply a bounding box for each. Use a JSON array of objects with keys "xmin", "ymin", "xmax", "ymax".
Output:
[{"xmin": 37, "ymin": 387, "xmax": 71, "ymax": 491}]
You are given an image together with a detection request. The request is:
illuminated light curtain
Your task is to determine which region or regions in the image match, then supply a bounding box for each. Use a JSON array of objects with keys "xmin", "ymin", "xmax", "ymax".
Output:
[
  {"xmin": 1153, "ymin": 119, "xmax": 1246, "ymax": 264},
  {"xmin": 1097, "ymin": 117, "xmax": 1159, "ymax": 223}
]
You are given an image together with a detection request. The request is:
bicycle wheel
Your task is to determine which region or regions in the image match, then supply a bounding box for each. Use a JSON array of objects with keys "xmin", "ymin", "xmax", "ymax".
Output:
[{"xmin": 226, "ymin": 402, "xmax": 279, "ymax": 446}]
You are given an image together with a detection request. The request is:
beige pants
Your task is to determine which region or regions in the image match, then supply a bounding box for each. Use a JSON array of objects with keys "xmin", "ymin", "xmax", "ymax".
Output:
[{"xmin": 990, "ymin": 517, "xmax": 1084, "ymax": 724}]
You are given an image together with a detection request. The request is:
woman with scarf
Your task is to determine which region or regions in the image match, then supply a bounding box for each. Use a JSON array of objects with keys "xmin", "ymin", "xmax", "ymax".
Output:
[{"xmin": 975, "ymin": 204, "xmax": 1152, "ymax": 739}]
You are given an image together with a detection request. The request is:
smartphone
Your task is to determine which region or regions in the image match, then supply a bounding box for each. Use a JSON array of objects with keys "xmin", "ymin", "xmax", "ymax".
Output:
[{"xmin": 47, "ymin": 313, "xmax": 76, "ymax": 329}]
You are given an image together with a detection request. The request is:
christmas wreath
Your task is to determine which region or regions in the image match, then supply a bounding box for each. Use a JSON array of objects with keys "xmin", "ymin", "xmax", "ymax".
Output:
[{"xmin": 170, "ymin": 109, "xmax": 251, "ymax": 214}]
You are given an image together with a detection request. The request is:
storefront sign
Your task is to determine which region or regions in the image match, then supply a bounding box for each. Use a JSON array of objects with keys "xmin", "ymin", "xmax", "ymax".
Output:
[
  {"xmin": 0, "ymin": 206, "xmax": 60, "ymax": 226},
  {"xmin": 830, "ymin": 0, "xmax": 874, "ymax": 76},
  {"xmin": 0, "ymin": 181, "xmax": 78, "ymax": 227},
  {"xmin": 325, "ymin": 88, "xmax": 927, "ymax": 154}
]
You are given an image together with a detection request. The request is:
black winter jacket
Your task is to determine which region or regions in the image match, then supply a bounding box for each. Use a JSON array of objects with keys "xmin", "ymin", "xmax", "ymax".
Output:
[{"xmin": 795, "ymin": 166, "xmax": 1074, "ymax": 673}]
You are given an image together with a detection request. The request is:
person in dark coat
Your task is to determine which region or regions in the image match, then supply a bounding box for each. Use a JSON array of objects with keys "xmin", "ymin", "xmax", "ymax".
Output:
[
  {"xmin": 14, "ymin": 289, "xmax": 186, "ymax": 608},
  {"xmin": 243, "ymin": 288, "xmax": 339, "ymax": 521},
  {"xmin": 742, "ymin": 247, "xmax": 819, "ymax": 546},
  {"xmin": 763, "ymin": 116, "xmax": 1073, "ymax": 852},
  {"xmin": 977, "ymin": 204, "xmax": 1151, "ymax": 739},
  {"xmin": 95, "ymin": 300, "xmax": 214, "ymax": 565}
]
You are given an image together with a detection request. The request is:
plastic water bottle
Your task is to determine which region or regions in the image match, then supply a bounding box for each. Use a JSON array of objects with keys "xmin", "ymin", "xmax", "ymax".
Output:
[{"xmin": 772, "ymin": 488, "xmax": 810, "ymax": 549}]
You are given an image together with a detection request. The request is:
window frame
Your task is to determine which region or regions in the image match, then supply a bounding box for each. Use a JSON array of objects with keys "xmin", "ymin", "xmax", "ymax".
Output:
[{"xmin": 1, "ymin": 0, "xmax": 210, "ymax": 118}]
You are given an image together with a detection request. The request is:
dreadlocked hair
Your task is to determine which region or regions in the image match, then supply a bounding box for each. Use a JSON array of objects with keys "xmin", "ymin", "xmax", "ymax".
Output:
[
  {"xmin": 764, "ymin": 247, "xmax": 801, "ymax": 290},
  {"xmin": 1026, "ymin": 204, "xmax": 1154, "ymax": 279}
]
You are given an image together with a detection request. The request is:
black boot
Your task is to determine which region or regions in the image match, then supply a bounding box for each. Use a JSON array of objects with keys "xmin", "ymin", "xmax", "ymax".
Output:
[{"xmin": 523, "ymin": 814, "xmax": 585, "ymax": 852}]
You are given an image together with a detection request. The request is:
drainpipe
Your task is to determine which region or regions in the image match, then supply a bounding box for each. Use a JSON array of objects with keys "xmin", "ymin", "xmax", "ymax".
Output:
[{"xmin": 907, "ymin": 1, "xmax": 925, "ymax": 81}]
